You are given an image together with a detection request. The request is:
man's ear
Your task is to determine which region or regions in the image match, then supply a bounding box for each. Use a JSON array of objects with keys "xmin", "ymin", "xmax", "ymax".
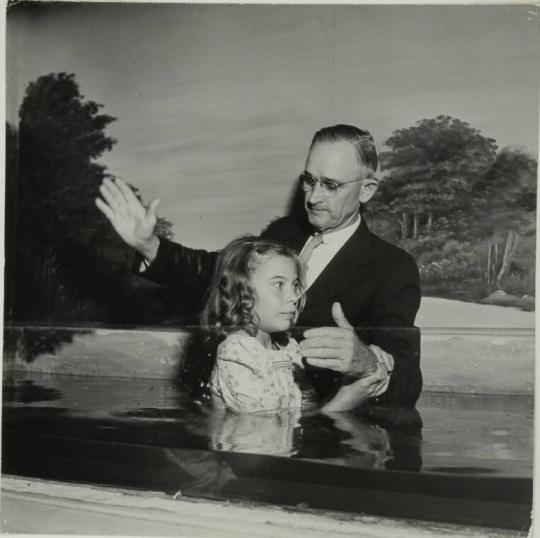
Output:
[{"xmin": 358, "ymin": 176, "xmax": 379, "ymax": 203}]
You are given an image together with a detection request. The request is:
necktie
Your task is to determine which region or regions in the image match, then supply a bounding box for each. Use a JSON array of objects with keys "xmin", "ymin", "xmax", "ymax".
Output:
[{"xmin": 299, "ymin": 233, "xmax": 323, "ymax": 267}]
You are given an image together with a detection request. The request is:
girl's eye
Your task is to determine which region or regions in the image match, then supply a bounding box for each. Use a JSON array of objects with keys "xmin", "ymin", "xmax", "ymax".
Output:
[{"xmin": 273, "ymin": 281, "xmax": 284, "ymax": 289}]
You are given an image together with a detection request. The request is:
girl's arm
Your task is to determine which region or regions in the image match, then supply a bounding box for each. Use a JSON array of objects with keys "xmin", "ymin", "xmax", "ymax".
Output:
[{"xmin": 321, "ymin": 350, "xmax": 391, "ymax": 413}]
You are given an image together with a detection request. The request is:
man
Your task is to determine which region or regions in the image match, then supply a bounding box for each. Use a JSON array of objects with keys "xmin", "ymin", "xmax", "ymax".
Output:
[{"xmin": 96, "ymin": 125, "xmax": 422, "ymax": 409}]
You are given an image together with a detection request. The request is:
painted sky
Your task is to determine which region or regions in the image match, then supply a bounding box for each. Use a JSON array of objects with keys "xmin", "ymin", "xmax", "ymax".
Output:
[{"xmin": 6, "ymin": 3, "xmax": 540, "ymax": 249}]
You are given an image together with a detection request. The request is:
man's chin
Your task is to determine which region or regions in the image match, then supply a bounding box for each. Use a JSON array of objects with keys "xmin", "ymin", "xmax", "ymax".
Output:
[{"xmin": 307, "ymin": 211, "xmax": 329, "ymax": 229}]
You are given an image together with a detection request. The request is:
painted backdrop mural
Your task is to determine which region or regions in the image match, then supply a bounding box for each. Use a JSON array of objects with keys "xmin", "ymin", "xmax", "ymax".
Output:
[{"xmin": 5, "ymin": 3, "xmax": 538, "ymax": 326}]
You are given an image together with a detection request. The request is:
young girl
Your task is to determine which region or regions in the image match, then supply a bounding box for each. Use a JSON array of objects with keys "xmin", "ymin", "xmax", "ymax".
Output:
[{"xmin": 202, "ymin": 236, "xmax": 306, "ymax": 413}]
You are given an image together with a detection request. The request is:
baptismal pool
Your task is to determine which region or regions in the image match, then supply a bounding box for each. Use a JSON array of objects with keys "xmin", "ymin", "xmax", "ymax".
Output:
[{"xmin": 2, "ymin": 371, "xmax": 533, "ymax": 531}]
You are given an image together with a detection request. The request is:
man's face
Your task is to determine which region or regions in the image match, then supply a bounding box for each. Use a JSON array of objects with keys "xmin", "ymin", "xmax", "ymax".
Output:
[{"xmin": 303, "ymin": 140, "xmax": 377, "ymax": 233}]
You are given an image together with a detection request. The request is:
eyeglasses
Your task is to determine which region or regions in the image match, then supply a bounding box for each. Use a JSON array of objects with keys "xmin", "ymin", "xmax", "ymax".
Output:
[{"xmin": 298, "ymin": 172, "xmax": 363, "ymax": 198}]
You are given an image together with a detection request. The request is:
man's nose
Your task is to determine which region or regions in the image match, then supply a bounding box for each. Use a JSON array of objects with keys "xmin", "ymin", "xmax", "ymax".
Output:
[{"xmin": 307, "ymin": 181, "xmax": 325, "ymax": 204}]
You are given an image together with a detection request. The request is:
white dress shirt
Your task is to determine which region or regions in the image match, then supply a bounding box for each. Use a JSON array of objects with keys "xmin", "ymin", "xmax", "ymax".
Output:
[{"xmin": 300, "ymin": 217, "xmax": 361, "ymax": 289}]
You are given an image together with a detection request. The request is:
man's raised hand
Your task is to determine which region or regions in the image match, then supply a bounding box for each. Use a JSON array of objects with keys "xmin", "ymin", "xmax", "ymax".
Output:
[{"xmin": 95, "ymin": 177, "xmax": 160, "ymax": 262}]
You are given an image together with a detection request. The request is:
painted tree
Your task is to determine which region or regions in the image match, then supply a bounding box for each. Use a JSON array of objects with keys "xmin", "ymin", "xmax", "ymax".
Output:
[
  {"xmin": 8, "ymin": 73, "xmax": 175, "ymax": 322},
  {"xmin": 379, "ymin": 116, "xmax": 498, "ymax": 240},
  {"xmin": 9, "ymin": 73, "xmax": 117, "ymax": 319},
  {"xmin": 472, "ymin": 147, "xmax": 536, "ymax": 288}
]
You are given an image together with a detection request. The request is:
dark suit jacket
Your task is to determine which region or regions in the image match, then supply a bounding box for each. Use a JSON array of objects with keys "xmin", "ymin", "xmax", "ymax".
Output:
[{"xmin": 137, "ymin": 216, "xmax": 422, "ymax": 407}]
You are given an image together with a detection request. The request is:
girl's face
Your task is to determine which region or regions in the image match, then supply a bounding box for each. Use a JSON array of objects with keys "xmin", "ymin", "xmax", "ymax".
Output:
[{"xmin": 250, "ymin": 255, "xmax": 302, "ymax": 335}]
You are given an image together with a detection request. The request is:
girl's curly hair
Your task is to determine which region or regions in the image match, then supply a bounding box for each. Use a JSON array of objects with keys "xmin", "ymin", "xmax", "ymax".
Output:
[{"xmin": 201, "ymin": 235, "xmax": 305, "ymax": 339}]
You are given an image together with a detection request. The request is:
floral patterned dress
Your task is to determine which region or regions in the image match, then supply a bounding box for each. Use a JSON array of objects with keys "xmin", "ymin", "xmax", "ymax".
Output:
[{"xmin": 210, "ymin": 333, "xmax": 303, "ymax": 413}]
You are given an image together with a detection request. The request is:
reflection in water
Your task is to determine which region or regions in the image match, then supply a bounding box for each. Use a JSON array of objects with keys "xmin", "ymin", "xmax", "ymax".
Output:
[
  {"xmin": 1, "ymin": 374, "xmax": 533, "ymax": 531},
  {"xmin": 164, "ymin": 449, "xmax": 237, "ymax": 496},
  {"xmin": 153, "ymin": 407, "xmax": 420, "ymax": 500},
  {"xmin": 3, "ymin": 378, "xmax": 63, "ymax": 404},
  {"xmin": 3, "ymin": 374, "xmax": 422, "ymax": 472},
  {"xmin": 3, "ymin": 373, "xmax": 533, "ymax": 479},
  {"xmin": 210, "ymin": 408, "xmax": 301, "ymax": 456},
  {"xmin": 205, "ymin": 405, "xmax": 422, "ymax": 472},
  {"xmin": 304, "ymin": 412, "xmax": 393, "ymax": 468},
  {"xmin": 298, "ymin": 407, "xmax": 423, "ymax": 471},
  {"xmin": 4, "ymin": 327, "xmax": 92, "ymax": 363}
]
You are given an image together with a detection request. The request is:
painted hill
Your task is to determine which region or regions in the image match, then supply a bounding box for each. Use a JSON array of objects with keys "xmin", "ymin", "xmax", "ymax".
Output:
[{"xmin": 416, "ymin": 297, "xmax": 534, "ymax": 329}]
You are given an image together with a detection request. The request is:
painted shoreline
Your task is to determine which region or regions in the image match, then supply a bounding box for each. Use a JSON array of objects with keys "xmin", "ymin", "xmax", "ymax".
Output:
[
  {"xmin": 3, "ymin": 298, "xmax": 535, "ymax": 395},
  {"xmin": 416, "ymin": 297, "xmax": 534, "ymax": 329}
]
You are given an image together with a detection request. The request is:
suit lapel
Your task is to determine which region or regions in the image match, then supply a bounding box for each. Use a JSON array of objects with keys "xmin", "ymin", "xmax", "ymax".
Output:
[{"xmin": 304, "ymin": 219, "xmax": 374, "ymax": 310}]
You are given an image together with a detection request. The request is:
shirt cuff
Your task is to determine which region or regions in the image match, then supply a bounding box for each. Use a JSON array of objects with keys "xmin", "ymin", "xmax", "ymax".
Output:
[{"xmin": 367, "ymin": 345, "xmax": 394, "ymax": 398}]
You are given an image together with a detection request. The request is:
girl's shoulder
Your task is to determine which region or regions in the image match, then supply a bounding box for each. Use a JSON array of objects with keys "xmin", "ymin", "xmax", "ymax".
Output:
[
  {"xmin": 218, "ymin": 332, "xmax": 263, "ymax": 356},
  {"xmin": 215, "ymin": 332, "xmax": 268, "ymax": 375}
]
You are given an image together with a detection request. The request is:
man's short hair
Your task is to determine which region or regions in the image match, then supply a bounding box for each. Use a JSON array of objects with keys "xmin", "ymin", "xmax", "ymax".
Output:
[{"xmin": 310, "ymin": 124, "xmax": 378, "ymax": 174}]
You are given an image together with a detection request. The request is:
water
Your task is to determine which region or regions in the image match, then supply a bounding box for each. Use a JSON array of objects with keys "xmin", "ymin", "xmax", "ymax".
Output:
[
  {"xmin": 3, "ymin": 372, "xmax": 532, "ymax": 475},
  {"xmin": 2, "ymin": 372, "xmax": 533, "ymax": 530}
]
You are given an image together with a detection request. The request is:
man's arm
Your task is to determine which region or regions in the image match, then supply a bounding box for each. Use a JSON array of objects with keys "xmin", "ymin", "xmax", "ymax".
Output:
[
  {"xmin": 134, "ymin": 236, "xmax": 218, "ymax": 299},
  {"xmin": 300, "ymin": 253, "xmax": 421, "ymax": 409},
  {"xmin": 364, "ymin": 253, "xmax": 422, "ymax": 407},
  {"xmin": 96, "ymin": 177, "xmax": 218, "ymax": 299},
  {"xmin": 336, "ymin": 252, "xmax": 422, "ymax": 407}
]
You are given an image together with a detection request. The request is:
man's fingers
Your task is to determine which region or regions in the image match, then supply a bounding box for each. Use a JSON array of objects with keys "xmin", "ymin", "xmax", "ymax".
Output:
[
  {"xmin": 98, "ymin": 185, "xmax": 120, "ymax": 211},
  {"xmin": 114, "ymin": 177, "xmax": 142, "ymax": 207},
  {"xmin": 299, "ymin": 336, "xmax": 342, "ymax": 351},
  {"xmin": 95, "ymin": 197, "xmax": 116, "ymax": 222},
  {"xmin": 303, "ymin": 327, "xmax": 346, "ymax": 339},
  {"xmin": 301, "ymin": 347, "xmax": 342, "ymax": 359},
  {"xmin": 147, "ymin": 198, "xmax": 161, "ymax": 219},
  {"xmin": 99, "ymin": 181, "xmax": 124, "ymax": 210},
  {"xmin": 305, "ymin": 357, "xmax": 343, "ymax": 370}
]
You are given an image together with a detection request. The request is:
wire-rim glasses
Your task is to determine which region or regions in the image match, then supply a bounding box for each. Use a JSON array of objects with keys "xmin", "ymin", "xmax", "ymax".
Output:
[{"xmin": 298, "ymin": 172, "xmax": 363, "ymax": 198}]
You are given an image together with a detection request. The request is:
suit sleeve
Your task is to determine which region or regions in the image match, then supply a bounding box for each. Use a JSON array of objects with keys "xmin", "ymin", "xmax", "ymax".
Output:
[
  {"xmin": 132, "ymin": 237, "xmax": 219, "ymax": 302},
  {"xmin": 133, "ymin": 217, "xmax": 289, "ymax": 298},
  {"xmin": 366, "ymin": 253, "xmax": 422, "ymax": 408}
]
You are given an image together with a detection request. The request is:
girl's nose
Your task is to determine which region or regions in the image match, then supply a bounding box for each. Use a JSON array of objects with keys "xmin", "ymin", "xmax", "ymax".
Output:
[{"xmin": 289, "ymin": 287, "xmax": 302, "ymax": 304}]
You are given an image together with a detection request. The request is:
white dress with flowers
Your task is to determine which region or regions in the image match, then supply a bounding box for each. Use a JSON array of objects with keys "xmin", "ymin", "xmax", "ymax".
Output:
[{"xmin": 210, "ymin": 333, "xmax": 303, "ymax": 413}]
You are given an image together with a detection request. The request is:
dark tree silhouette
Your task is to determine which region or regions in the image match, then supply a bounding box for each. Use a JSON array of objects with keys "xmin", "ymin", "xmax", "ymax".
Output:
[
  {"xmin": 5, "ymin": 122, "xmax": 19, "ymax": 321},
  {"xmin": 8, "ymin": 73, "xmax": 119, "ymax": 321},
  {"xmin": 5, "ymin": 73, "xmax": 180, "ymax": 324}
]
